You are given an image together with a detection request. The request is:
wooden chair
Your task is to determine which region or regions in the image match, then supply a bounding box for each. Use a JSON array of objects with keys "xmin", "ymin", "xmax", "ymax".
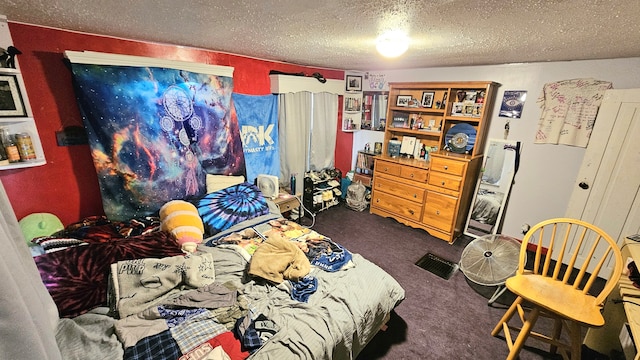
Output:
[{"xmin": 491, "ymin": 218, "xmax": 623, "ymax": 360}]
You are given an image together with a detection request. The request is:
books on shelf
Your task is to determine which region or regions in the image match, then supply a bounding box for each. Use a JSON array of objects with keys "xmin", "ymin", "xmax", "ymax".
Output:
[
  {"xmin": 356, "ymin": 151, "xmax": 373, "ymax": 174},
  {"xmin": 344, "ymin": 96, "xmax": 361, "ymax": 112}
]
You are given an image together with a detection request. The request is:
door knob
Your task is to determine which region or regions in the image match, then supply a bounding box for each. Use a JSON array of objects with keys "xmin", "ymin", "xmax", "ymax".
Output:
[{"xmin": 579, "ymin": 182, "xmax": 589, "ymax": 189}]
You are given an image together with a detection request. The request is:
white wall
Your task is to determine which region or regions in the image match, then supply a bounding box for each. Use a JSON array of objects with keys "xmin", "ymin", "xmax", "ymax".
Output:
[{"xmin": 353, "ymin": 57, "xmax": 640, "ymax": 239}]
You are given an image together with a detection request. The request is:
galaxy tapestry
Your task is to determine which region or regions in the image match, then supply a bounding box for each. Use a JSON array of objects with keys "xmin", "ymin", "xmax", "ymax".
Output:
[
  {"xmin": 70, "ymin": 64, "xmax": 245, "ymax": 221},
  {"xmin": 231, "ymin": 93, "xmax": 279, "ymax": 184}
]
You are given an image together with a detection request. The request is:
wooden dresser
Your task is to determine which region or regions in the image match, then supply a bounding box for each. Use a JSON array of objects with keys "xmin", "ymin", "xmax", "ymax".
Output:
[
  {"xmin": 370, "ymin": 81, "xmax": 498, "ymax": 243},
  {"xmin": 372, "ymin": 158, "xmax": 429, "ymax": 224}
]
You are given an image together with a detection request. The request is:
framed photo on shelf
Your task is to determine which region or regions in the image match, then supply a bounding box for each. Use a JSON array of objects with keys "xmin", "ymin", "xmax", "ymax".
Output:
[
  {"xmin": 463, "ymin": 104, "xmax": 475, "ymax": 117},
  {"xmin": 421, "ymin": 92, "xmax": 435, "ymax": 108},
  {"xmin": 472, "ymin": 103, "xmax": 483, "ymax": 117},
  {"xmin": 345, "ymin": 75, "xmax": 362, "ymax": 92},
  {"xmin": 0, "ymin": 74, "xmax": 27, "ymax": 117},
  {"xmin": 396, "ymin": 95, "xmax": 411, "ymax": 107},
  {"xmin": 451, "ymin": 102, "xmax": 464, "ymax": 116}
]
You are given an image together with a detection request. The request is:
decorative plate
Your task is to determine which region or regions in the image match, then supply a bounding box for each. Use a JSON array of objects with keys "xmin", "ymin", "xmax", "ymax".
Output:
[{"xmin": 444, "ymin": 123, "xmax": 477, "ymax": 153}]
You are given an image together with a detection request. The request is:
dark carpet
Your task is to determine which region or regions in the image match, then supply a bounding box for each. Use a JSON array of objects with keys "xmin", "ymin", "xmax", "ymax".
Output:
[{"xmin": 306, "ymin": 203, "xmax": 610, "ymax": 360}]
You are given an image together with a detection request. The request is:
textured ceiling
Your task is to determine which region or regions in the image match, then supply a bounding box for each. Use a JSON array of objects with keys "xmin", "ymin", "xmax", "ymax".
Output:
[{"xmin": 1, "ymin": 0, "xmax": 639, "ymax": 71}]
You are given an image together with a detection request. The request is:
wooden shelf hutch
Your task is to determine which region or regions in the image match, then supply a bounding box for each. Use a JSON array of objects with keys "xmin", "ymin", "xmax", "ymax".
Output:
[{"xmin": 370, "ymin": 81, "xmax": 499, "ymax": 243}]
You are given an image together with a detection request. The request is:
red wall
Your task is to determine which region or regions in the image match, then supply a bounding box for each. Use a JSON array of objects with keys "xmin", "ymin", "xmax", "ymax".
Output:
[{"xmin": 1, "ymin": 23, "xmax": 352, "ymax": 225}]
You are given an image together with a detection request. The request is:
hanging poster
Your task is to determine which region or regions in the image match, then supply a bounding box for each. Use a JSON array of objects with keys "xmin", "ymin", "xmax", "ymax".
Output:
[
  {"xmin": 499, "ymin": 90, "xmax": 527, "ymax": 118},
  {"xmin": 364, "ymin": 72, "xmax": 389, "ymax": 91},
  {"xmin": 232, "ymin": 93, "xmax": 280, "ymax": 184},
  {"xmin": 535, "ymin": 78, "xmax": 612, "ymax": 147},
  {"xmin": 70, "ymin": 64, "xmax": 245, "ymax": 221}
]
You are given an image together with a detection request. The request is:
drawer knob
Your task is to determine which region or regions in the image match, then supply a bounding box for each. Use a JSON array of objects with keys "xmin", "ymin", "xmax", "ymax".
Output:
[
  {"xmin": 384, "ymin": 167, "xmax": 388, "ymax": 171},
  {"xmin": 444, "ymin": 165, "xmax": 448, "ymax": 170},
  {"xmin": 409, "ymin": 209, "xmax": 414, "ymax": 215},
  {"xmin": 410, "ymin": 173, "xmax": 414, "ymax": 178},
  {"xmin": 413, "ymin": 194, "xmax": 417, "ymax": 198},
  {"xmin": 376, "ymin": 199, "xmax": 380, "ymax": 203},
  {"xmin": 436, "ymin": 210, "xmax": 440, "ymax": 215},
  {"xmin": 441, "ymin": 181, "xmax": 446, "ymax": 186}
]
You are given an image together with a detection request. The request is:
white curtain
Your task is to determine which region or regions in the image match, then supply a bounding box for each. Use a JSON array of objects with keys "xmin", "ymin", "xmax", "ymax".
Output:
[
  {"xmin": 0, "ymin": 180, "xmax": 61, "ymax": 359},
  {"xmin": 309, "ymin": 92, "xmax": 338, "ymax": 171},
  {"xmin": 278, "ymin": 92, "xmax": 312, "ymax": 194},
  {"xmin": 278, "ymin": 92, "xmax": 338, "ymax": 194}
]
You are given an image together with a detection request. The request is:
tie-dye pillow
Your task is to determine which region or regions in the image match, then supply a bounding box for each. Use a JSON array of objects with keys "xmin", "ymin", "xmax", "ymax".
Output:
[{"xmin": 196, "ymin": 182, "xmax": 270, "ymax": 236}]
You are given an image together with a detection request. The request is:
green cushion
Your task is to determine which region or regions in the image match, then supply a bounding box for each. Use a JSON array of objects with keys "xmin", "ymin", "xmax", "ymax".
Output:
[{"xmin": 19, "ymin": 213, "xmax": 64, "ymax": 245}]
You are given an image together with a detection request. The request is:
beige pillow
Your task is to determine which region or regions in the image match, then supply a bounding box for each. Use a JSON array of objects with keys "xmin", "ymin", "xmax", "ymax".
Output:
[{"xmin": 206, "ymin": 174, "xmax": 245, "ymax": 193}]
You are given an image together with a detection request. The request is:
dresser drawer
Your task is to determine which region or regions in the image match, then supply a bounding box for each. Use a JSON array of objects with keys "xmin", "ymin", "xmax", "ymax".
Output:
[
  {"xmin": 374, "ymin": 176, "xmax": 425, "ymax": 203},
  {"xmin": 428, "ymin": 171, "xmax": 462, "ymax": 192},
  {"xmin": 400, "ymin": 166, "xmax": 429, "ymax": 183},
  {"xmin": 430, "ymin": 157, "xmax": 466, "ymax": 176},
  {"xmin": 375, "ymin": 160, "xmax": 401, "ymax": 176},
  {"xmin": 423, "ymin": 191, "xmax": 457, "ymax": 233},
  {"xmin": 372, "ymin": 191, "xmax": 422, "ymax": 222}
]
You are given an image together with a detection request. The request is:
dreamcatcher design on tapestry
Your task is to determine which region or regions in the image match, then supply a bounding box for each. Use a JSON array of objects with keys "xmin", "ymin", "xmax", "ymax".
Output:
[{"xmin": 70, "ymin": 64, "xmax": 245, "ymax": 221}]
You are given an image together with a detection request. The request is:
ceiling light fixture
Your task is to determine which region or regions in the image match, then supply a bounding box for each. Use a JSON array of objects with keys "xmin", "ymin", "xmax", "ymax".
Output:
[{"xmin": 376, "ymin": 30, "xmax": 409, "ymax": 58}]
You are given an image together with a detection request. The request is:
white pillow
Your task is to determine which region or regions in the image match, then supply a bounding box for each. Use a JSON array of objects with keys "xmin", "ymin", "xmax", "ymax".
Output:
[{"xmin": 206, "ymin": 174, "xmax": 245, "ymax": 193}]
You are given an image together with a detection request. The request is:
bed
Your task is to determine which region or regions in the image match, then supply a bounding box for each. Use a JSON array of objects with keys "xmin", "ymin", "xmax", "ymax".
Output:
[{"xmin": 26, "ymin": 183, "xmax": 405, "ymax": 360}]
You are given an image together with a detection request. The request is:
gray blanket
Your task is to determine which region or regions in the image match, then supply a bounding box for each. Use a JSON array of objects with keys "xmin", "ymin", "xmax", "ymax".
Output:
[
  {"xmin": 56, "ymin": 308, "xmax": 123, "ymax": 360},
  {"xmin": 55, "ymin": 222, "xmax": 405, "ymax": 360}
]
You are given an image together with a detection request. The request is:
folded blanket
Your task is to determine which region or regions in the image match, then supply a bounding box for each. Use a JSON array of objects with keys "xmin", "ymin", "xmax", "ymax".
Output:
[
  {"xmin": 114, "ymin": 284, "xmax": 250, "ymax": 349},
  {"xmin": 114, "ymin": 283, "xmax": 252, "ymax": 360},
  {"xmin": 110, "ymin": 253, "xmax": 216, "ymax": 318},
  {"xmin": 248, "ymin": 235, "xmax": 310, "ymax": 284},
  {"xmin": 119, "ymin": 310, "xmax": 239, "ymax": 360}
]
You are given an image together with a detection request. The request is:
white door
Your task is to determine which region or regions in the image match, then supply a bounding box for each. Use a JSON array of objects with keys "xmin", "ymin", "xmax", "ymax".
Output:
[{"xmin": 564, "ymin": 89, "xmax": 640, "ymax": 279}]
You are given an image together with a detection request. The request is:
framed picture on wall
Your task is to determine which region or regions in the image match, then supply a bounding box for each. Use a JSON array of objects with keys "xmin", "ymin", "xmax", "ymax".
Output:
[
  {"xmin": 345, "ymin": 75, "xmax": 362, "ymax": 92},
  {"xmin": 0, "ymin": 74, "xmax": 27, "ymax": 117},
  {"xmin": 421, "ymin": 92, "xmax": 435, "ymax": 108}
]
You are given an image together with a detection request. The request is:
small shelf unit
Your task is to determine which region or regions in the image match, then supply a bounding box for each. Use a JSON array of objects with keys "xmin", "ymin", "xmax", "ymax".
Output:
[{"xmin": 0, "ymin": 15, "xmax": 46, "ymax": 170}]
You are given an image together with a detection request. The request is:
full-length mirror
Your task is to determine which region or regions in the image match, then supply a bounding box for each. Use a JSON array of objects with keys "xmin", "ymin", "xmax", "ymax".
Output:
[{"xmin": 464, "ymin": 139, "xmax": 521, "ymax": 238}]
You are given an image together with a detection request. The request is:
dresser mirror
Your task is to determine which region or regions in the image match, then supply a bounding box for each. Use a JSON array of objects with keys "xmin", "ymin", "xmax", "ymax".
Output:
[{"xmin": 464, "ymin": 139, "xmax": 521, "ymax": 238}]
